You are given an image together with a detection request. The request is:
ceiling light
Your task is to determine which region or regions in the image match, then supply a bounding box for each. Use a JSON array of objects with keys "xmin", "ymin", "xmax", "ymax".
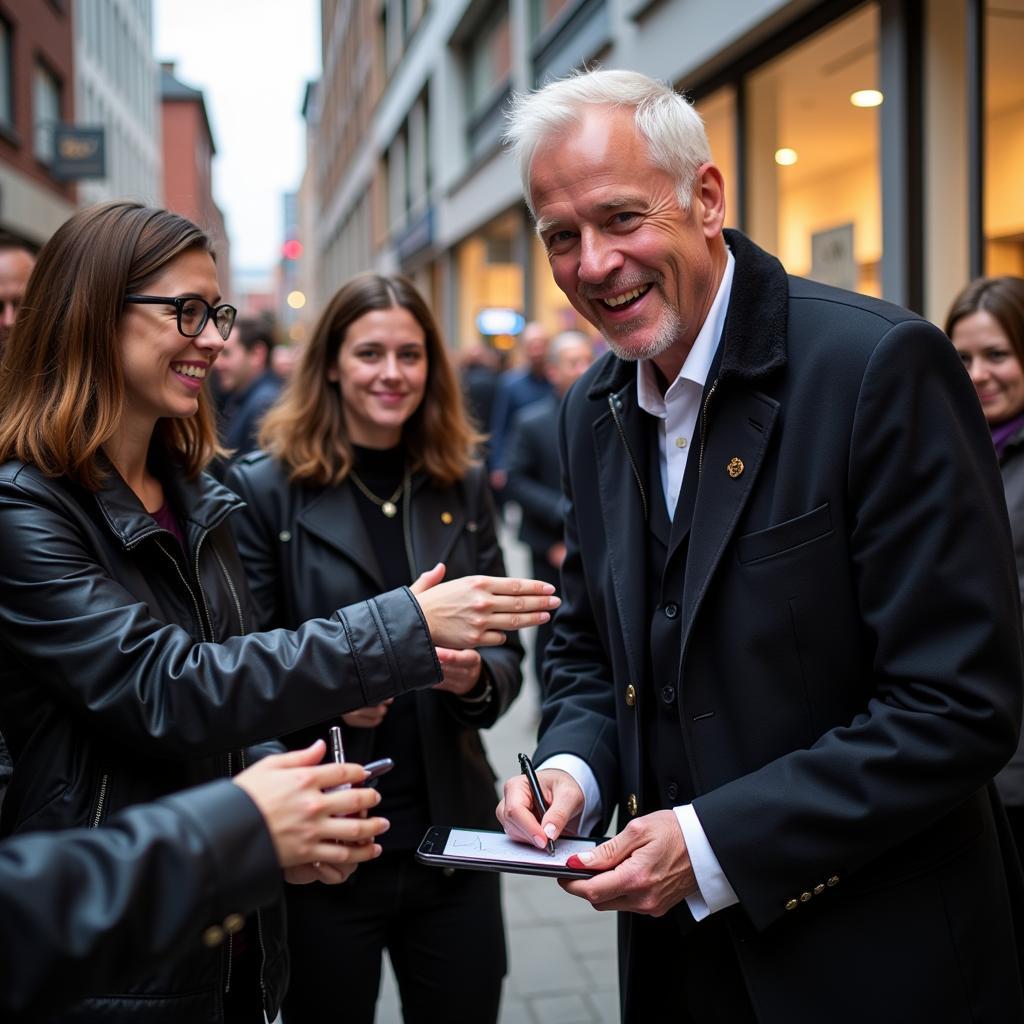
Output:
[
  {"xmin": 774, "ymin": 148, "xmax": 798, "ymax": 166},
  {"xmin": 850, "ymin": 89, "xmax": 883, "ymax": 108}
]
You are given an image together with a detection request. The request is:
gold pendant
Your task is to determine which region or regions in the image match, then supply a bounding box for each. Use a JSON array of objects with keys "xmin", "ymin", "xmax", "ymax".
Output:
[{"xmin": 381, "ymin": 501, "xmax": 398, "ymax": 518}]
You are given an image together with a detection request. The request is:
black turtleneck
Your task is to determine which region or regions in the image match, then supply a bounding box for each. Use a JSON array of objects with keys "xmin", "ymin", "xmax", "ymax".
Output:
[{"xmin": 349, "ymin": 443, "xmax": 428, "ymax": 849}]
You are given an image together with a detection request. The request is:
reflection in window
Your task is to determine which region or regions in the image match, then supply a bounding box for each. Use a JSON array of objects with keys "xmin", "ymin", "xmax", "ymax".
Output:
[
  {"xmin": 465, "ymin": 4, "xmax": 511, "ymax": 161},
  {"xmin": 745, "ymin": 4, "xmax": 881, "ymax": 296},
  {"xmin": 34, "ymin": 63, "xmax": 62, "ymax": 165},
  {"xmin": 531, "ymin": 0, "xmax": 575, "ymax": 37},
  {"xmin": 0, "ymin": 18, "xmax": 11, "ymax": 129},
  {"xmin": 694, "ymin": 87, "xmax": 738, "ymax": 229},
  {"xmin": 985, "ymin": 0, "xmax": 1024, "ymax": 275}
]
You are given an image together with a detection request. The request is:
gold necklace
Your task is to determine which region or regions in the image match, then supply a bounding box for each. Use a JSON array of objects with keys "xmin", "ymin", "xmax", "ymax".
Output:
[{"xmin": 349, "ymin": 470, "xmax": 404, "ymax": 518}]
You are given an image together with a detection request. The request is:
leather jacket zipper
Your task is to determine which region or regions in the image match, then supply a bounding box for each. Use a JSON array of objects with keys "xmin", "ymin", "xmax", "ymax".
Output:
[
  {"xmin": 154, "ymin": 538, "xmax": 211, "ymax": 643},
  {"xmin": 89, "ymin": 772, "xmax": 110, "ymax": 828},
  {"xmin": 212, "ymin": 544, "xmax": 245, "ymax": 635},
  {"xmin": 241, "ymin": 746, "xmax": 269, "ymax": 1013},
  {"xmin": 608, "ymin": 393, "xmax": 648, "ymax": 522}
]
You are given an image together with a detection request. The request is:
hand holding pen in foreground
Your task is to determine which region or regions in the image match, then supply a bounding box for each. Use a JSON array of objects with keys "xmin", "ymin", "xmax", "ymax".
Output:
[{"xmin": 496, "ymin": 761, "xmax": 585, "ymax": 855}]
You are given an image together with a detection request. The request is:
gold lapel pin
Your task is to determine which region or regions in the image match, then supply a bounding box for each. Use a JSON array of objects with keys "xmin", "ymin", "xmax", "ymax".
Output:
[
  {"xmin": 727, "ymin": 457, "xmax": 745, "ymax": 479},
  {"xmin": 440, "ymin": 511, "xmax": 453, "ymax": 525}
]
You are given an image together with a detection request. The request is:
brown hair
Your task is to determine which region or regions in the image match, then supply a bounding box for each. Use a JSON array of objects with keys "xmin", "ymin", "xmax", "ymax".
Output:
[
  {"xmin": 0, "ymin": 201, "xmax": 222, "ymax": 488},
  {"xmin": 260, "ymin": 272, "xmax": 481, "ymax": 487},
  {"xmin": 945, "ymin": 276, "xmax": 1024, "ymax": 366}
]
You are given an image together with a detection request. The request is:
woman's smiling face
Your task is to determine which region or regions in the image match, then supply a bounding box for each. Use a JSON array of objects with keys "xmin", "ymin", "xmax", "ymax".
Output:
[{"xmin": 952, "ymin": 309, "xmax": 1024, "ymax": 426}]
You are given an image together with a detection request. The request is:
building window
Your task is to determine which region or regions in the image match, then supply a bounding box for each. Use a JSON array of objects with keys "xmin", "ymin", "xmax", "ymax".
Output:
[
  {"xmin": 34, "ymin": 62, "xmax": 62, "ymax": 165},
  {"xmin": 531, "ymin": 0, "xmax": 576, "ymax": 37},
  {"xmin": 984, "ymin": 0, "xmax": 1024, "ymax": 275},
  {"xmin": 694, "ymin": 87, "xmax": 739, "ymax": 229},
  {"xmin": 465, "ymin": 4, "xmax": 511, "ymax": 161},
  {"xmin": 744, "ymin": 3, "xmax": 881, "ymax": 296},
  {"xmin": 0, "ymin": 18, "xmax": 12, "ymax": 131}
]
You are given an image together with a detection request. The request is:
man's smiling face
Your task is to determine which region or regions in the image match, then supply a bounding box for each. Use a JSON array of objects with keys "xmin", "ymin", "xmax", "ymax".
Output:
[{"xmin": 530, "ymin": 105, "xmax": 725, "ymax": 376}]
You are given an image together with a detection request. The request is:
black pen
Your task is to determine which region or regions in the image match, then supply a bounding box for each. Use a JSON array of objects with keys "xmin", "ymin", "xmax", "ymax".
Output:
[{"xmin": 518, "ymin": 752, "xmax": 555, "ymax": 855}]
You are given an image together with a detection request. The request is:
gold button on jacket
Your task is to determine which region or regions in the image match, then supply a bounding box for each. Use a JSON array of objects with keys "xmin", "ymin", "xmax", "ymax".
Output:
[
  {"xmin": 626, "ymin": 793, "xmax": 639, "ymax": 816},
  {"xmin": 625, "ymin": 684, "xmax": 637, "ymax": 707},
  {"xmin": 202, "ymin": 925, "xmax": 225, "ymax": 948}
]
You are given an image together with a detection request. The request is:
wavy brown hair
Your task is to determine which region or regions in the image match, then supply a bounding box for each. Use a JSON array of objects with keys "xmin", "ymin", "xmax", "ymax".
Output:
[
  {"xmin": 260, "ymin": 272, "xmax": 481, "ymax": 487},
  {"xmin": 0, "ymin": 201, "xmax": 222, "ymax": 488}
]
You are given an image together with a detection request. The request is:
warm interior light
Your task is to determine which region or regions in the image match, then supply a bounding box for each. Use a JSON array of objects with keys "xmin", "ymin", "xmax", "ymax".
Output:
[
  {"xmin": 774, "ymin": 148, "xmax": 798, "ymax": 166},
  {"xmin": 850, "ymin": 89, "xmax": 883, "ymax": 108}
]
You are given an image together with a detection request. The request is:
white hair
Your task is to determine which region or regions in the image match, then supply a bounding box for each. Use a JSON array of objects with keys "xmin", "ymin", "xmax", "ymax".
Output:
[{"xmin": 503, "ymin": 68, "xmax": 712, "ymax": 216}]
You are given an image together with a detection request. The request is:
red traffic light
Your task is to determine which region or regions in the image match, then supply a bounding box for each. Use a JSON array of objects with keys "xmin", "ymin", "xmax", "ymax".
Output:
[{"xmin": 282, "ymin": 239, "xmax": 303, "ymax": 260}]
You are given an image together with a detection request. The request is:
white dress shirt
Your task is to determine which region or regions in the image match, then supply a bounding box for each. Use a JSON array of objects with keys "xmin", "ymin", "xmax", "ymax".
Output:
[{"xmin": 539, "ymin": 248, "xmax": 739, "ymax": 921}]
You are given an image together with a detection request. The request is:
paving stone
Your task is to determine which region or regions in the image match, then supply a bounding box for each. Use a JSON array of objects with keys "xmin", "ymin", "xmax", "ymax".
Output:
[
  {"xmin": 529, "ymin": 992, "xmax": 597, "ymax": 1024},
  {"xmin": 506, "ymin": 923, "xmax": 582, "ymax": 996}
]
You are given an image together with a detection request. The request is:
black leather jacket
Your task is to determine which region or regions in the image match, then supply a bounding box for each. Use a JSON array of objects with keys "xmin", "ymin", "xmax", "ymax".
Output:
[
  {"xmin": 1, "ymin": 780, "xmax": 279, "ymax": 1021},
  {"xmin": 0, "ymin": 458, "xmax": 442, "ymax": 1022},
  {"xmin": 227, "ymin": 454, "xmax": 522, "ymax": 829}
]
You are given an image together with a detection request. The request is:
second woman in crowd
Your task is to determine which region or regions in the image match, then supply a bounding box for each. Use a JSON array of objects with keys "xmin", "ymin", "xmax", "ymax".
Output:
[
  {"xmin": 228, "ymin": 273, "xmax": 518, "ymax": 1024},
  {"xmin": 947, "ymin": 274, "xmax": 1024, "ymax": 863}
]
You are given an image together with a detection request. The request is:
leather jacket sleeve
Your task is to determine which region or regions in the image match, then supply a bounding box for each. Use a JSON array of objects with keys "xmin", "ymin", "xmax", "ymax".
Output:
[
  {"xmin": 0, "ymin": 779, "xmax": 278, "ymax": 1019},
  {"xmin": 0, "ymin": 470, "xmax": 443, "ymax": 757}
]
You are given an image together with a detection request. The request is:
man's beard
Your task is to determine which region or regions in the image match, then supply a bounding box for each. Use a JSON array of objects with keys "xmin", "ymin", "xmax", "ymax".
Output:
[{"xmin": 602, "ymin": 300, "xmax": 683, "ymax": 363}]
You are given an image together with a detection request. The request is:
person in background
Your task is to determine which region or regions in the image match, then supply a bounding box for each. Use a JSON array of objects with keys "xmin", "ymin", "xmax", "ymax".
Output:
[
  {"xmin": 0, "ymin": 201, "xmax": 558, "ymax": 1024},
  {"xmin": 459, "ymin": 342, "xmax": 500, "ymax": 441},
  {"xmin": 0, "ymin": 235, "xmax": 35, "ymax": 352},
  {"xmin": 214, "ymin": 315, "xmax": 283, "ymax": 456},
  {"xmin": 2, "ymin": 743, "xmax": 385, "ymax": 1019},
  {"xmin": 496, "ymin": 68, "xmax": 1024, "ymax": 1023},
  {"xmin": 505, "ymin": 330, "xmax": 594, "ymax": 689},
  {"xmin": 0, "ymin": 235, "xmax": 34, "ymax": 814},
  {"xmin": 228, "ymin": 272, "xmax": 523, "ymax": 1024},
  {"xmin": 270, "ymin": 339, "xmax": 301, "ymax": 380},
  {"xmin": 947, "ymin": 274, "xmax": 1024, "ymax": 863},
  {"xmin": 488, "ymin": 320, "xmax": 552, "ymax": 492}
]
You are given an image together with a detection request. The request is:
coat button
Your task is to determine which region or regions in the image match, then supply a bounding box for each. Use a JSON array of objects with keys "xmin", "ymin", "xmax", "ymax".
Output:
[
  {"xmin": 727, "ymin": 457, "xmax": 744, "ymax": 478},
  {"xmin": 278, "ymin": 530, "xmax": 292, "ymax": 542},
  {"xmin": 223, "ymin": 913, "xmax": 245, "ymax": 935},
  {"xmin": 625, "ymin": 684, "xmax": 637, "ymax": 707},
  {"xmin": 667, "ymin": 781, "xmax": 679, "ymax": 801},
  {"xmin": 202, "ymin": 925, "xmax": 226, "ymax": 947},
  {"xmin": 799, "ymin": 891, "xmax": 812, "ymax": 903},
  {"xmin": 813, "ymin": 884, "xmax": 825, "ymax": 896},
  {"xmin": 441, "ymin": 512, "xmax": 453, "ymax": 525},
  {"xmin": 626, "ymin": 793, "xmax": 638, "ymax": 816},
  {"xmin": 827, "ymin": 874, "xmax": 840, "ymax": 887},
  {"xmin": 660, "ymin": 684, "xmax": 676, "ymax": 705},
  {"xmin": 663, "ymin": 602, "xmax": 678, "ymax": 619},
  {"xmin": 784, "ymin": 898, "xmax": 799, "ymax": 912}
]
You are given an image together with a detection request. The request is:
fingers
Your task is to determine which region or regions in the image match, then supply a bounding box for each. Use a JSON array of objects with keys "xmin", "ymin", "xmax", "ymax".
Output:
[
  {"xmin": 321, "ymin": 784, "xmax": 382, "ymax": 818},
  {"xmin": 311, "ymin": 761, "xmax": 373, "ymax": 790},
  {"xmin": 498, "ymin": 775, "xmax": 551, "ymax": 848},
  {"xmin": 260, "ymin": 739, "xmax": 326, "ymax": 768},
  {"xmin": 318, "ymin": 813, "xmax": 390, "ymax": 847},
  {"xmin": 409, "ymin": 562, "xmax": 446, "ymax": 594},
  {"xmin": 482, "ymin": 576, "xmax": 557, "ymax": 597}
]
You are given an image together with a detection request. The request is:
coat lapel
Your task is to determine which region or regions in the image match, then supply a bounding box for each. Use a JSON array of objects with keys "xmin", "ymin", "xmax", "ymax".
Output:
[
  {"xmin": 593, "ymin": 379, "xmax": 650, "ymax": 686},
  {"xmin": 297, "ymin": 483, "xmax": 385, "ymax": 591},
  {"xmin": 407, "ymin": 477, "xmax": 466, "ymax": 575}
]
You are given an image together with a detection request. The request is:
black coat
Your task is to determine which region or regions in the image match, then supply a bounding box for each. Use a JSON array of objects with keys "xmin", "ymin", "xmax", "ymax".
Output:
[
  {"xmin": 538, "ymin": 230, "xmax": 1024, "ymax": 1022},
  {"xmin": 0, "ymin": 458, "xmax": 441, "ymax": 1022},
  {"xmin": 226, "ymin": 456, "xmax": 522, "ymax": 829},
  {"xmin": 0, "ymin": 780, "xmax": 279, "ymax": 1020},
  {"xmin": 505, "ymin": 395, "xmax": 565, "ymax": 558}
]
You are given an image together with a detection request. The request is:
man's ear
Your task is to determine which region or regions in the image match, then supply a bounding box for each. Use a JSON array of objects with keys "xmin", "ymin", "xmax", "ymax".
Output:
[{"xmin": 695, "ymin": 162, "xmax": 726, "ymax": 239}]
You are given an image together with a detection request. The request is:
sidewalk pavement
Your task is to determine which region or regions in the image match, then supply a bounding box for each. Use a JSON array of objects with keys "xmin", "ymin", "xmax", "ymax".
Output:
[{"xmin": 374, "ymin": 519, "xmax": 620, "ymax": 1023}]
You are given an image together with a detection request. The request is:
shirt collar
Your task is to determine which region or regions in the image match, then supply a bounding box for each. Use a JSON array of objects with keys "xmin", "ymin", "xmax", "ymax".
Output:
[{"xmin": 637, "ymin": 247, "xmax": 735, "ymax": 415}]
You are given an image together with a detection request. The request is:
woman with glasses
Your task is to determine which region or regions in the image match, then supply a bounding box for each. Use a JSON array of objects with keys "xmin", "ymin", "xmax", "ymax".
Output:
[
  {"xmin": 0, "ymin": 202, "xmax": 557, "ymax": 1024},
  {"xmin": 226, "ymin": 273, "xmax": 520, "ymax": 1024}
]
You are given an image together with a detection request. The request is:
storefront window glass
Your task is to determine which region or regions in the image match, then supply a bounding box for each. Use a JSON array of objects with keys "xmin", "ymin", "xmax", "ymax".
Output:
[
  {"xmin": 745, "ymin": 4, "xmax": 881, "ymax": 295},
  {"xmin": 455, "ymin": 211, "xmax": 523, "ymax": 351},
  {"xmin": 694, "ymin": 87, "xmax": 738, "ymax": 229},
  {"xmin": 985, "ymin": 0, "xmax": 1024, "ymax": 275}
]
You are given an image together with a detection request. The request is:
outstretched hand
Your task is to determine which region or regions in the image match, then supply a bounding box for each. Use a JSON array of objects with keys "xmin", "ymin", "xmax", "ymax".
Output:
[
  {"xmin": 410, "ymin": 562, "xmax": 559, "ymax": 649},
  {"xmin": 232, "ymin": 740, "xmax": 389, "ymax": 885}
]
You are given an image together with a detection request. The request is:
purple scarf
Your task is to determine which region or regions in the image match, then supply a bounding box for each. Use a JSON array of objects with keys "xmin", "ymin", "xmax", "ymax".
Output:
[{"xmin": 991, "ymin": 412, "xmax": 1024, "ymax": 460}]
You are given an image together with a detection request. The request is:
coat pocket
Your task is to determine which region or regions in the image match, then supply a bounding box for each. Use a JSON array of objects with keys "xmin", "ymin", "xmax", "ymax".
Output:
[{"xmin": 737, "ymin": 501, "xmax": 833, "ymax": 565}]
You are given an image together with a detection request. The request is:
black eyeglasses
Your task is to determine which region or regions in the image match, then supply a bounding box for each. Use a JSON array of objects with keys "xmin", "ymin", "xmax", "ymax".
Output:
[{"xmin": 124, "ymin": 294, "xmax": 237, "ymax": 341}]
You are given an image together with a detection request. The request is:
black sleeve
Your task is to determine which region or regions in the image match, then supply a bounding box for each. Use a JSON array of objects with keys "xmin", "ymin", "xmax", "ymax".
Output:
[{"xmin": 0, "ymin": 780, "xmax": 279, "ymax": 1018}]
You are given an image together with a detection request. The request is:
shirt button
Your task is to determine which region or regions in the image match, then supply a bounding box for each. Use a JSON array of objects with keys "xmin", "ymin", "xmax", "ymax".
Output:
[
  {"xmin": 675, "ymin": 437, "xmax": 687, "ymax": 448},
  {"xmin": 667, "ymin": 781, "xmax": 679, "ymax": 801},
  {"xmin": 663, "ymin": 602, "xmax": 679, "ymax": 619},
  {"xmin": 661, "ymin": 684, "xmax": 676, "ymax": 705}
]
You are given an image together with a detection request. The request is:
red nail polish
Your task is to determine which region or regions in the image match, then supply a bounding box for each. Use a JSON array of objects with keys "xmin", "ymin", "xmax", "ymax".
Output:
[{"xmin": 566, "ymin": 854, "xmax": 584, "ymax": 869}]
